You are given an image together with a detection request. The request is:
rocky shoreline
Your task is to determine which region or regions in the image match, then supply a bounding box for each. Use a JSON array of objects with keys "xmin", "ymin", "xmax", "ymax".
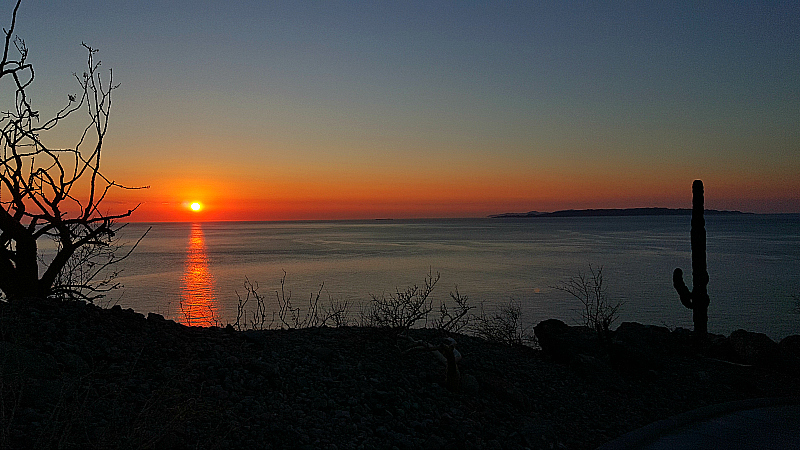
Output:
[{"xmin": 2, "ymin": 298, "xmax": 799, "ymax": 449}]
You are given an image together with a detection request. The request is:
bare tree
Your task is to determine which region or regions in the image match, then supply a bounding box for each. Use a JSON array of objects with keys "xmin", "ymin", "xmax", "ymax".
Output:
[{"xmin": 0, "ymin": 0, "xmax": 144, "ymax": 301}]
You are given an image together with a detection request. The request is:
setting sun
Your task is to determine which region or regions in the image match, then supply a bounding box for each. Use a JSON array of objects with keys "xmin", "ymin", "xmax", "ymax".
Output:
[{"xmin": 190, "ymin": 202, "xmax": 202, "ymax": 212}]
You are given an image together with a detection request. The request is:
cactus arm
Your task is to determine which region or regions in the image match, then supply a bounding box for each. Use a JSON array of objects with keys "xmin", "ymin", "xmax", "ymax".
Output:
[{"xmin": 673, "ymin": 268, "xmax": 693, "ymax": 309}]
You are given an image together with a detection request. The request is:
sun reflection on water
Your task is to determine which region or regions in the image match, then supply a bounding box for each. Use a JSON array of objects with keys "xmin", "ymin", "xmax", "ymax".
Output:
[{"xmin": 180, "ymin": 223, "xmax": 218, "ymax": 326}]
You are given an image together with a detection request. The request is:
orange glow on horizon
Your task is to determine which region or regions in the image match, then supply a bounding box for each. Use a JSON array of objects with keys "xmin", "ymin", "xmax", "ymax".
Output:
[{"xmin": 105, "ymin": 168, "xmax": 800, "ymax": 223}]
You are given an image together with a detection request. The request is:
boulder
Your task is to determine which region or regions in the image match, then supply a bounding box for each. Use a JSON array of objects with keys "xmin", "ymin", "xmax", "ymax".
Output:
[
  {"xmin": 613, "ymin": 322, "xmax": 671, "ymax": 350},
  {"xmin": 609, "ymin": 322, "xmax": 672, "ymax": 371},
  {"xmin": 729, "ymin": 329, "xmax": 782, "ymax": 368},
  {"xmin": 242, "ymin": 330, "xmax": 269, "ymax": 346},
  {"xmin": 534, "ymin": 319, "xmax": 601, "ymax": 364},
  {"xmin": 704, "ymin": 333, "xmax": 739, "ymax": 362},
  {"xmin": 671, "ymin": 327, "xmax": 695, "ymax": 348},
  {"xmin": 779, "ymin": 335, "xmax": 800, "ymax": 359},
  {"xmin": 147, "ymin": 312, "xmax": 166, "ymax": 321}
]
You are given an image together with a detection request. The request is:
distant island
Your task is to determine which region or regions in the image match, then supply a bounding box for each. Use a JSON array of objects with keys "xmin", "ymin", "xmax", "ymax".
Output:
[{"xmin": 489, "ymin": 207, "xmax": 749, "ymax": 219}]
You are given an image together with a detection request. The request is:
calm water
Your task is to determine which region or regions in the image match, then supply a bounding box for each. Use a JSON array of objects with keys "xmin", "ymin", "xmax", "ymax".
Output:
[{"xmin": 109, "ymin": 215, "xmax": 800, "ymax": 340}]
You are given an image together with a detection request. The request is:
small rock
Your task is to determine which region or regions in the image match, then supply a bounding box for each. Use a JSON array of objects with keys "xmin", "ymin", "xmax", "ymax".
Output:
[
  {"xmin": 313, "ymin": 346, "xmax": 334, "ymax": 362},
  {"xmin": 461, "ymin": 374, "xmax": 479, "ymax": 394}
]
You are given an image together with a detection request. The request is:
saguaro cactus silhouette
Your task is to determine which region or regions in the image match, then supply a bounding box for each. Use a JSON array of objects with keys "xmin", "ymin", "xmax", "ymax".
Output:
[{"xmin": 673, "ymin": 180, "xmax": 709, "ymax": 343}]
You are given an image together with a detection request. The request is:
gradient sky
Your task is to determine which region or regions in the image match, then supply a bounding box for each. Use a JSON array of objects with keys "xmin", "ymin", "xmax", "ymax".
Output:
[{"xmin": 9, "ymin": 1, "xmax": 800, "ymax": 221}]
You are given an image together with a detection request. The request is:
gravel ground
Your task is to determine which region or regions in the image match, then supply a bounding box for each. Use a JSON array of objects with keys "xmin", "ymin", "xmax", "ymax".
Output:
[{"xmin": 2, "ymin": 297, "xmax": 799, "ymax": 449}]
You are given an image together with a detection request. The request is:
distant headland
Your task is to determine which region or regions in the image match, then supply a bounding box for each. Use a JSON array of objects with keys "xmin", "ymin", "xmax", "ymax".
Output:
[{"xmin": 489, "ymin": 207, "xmax": 750, "ymax": 219}]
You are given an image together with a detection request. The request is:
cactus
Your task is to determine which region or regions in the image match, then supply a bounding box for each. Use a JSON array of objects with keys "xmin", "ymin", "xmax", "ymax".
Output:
[{"xmin": 673, "ymin": 180, "xmax": 710, "ymax": 343}]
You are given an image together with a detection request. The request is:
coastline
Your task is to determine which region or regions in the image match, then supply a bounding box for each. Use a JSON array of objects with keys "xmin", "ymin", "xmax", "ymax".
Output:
[{"xmin": 488, "ymin": 207, "xmax": 751, "ymax": 219}]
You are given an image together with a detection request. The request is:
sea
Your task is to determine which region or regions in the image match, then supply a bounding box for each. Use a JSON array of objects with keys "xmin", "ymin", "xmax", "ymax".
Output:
[{"xmin": 106, "ymin": 214, "xmax": 800, "ymax": 340}]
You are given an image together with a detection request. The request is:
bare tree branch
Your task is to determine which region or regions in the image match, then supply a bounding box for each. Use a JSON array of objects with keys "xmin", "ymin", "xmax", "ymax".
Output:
[{"xmin": 0, "ymin": 2, "xmax": 144, "ymax": 301}]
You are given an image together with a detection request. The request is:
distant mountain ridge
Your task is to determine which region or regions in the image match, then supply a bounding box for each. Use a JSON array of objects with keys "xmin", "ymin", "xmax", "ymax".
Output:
[{"xmin": 489, "ymin": 207, "xmax": 749, "ymax": 219}]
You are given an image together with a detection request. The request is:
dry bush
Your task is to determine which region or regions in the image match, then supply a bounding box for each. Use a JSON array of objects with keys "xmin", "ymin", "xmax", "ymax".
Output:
[
  {"xmin": 364, "ymin": 270, "xmax": 440, "ymax": 334},
  {"xmin": 553, "ymin": 265, "xmax": 622, "ymax": 337},
  {"xmin": 432, "ymin": 287, "xmax": 474, "ymax": 333},
  {"xmin": 233, "ymin": 278, "xmax": 272, "ymax": 331},
  {"xmin": 267, "ymin": 271, "xmax": 323, "ymax": 330},
  {"xmin": 319, "ymin": 296, "xmax": 351, "ymax": 327},
  {"xmin": 471, "ymin": 299, "xmax": 535, "ymax": 346},
  {"xmin": 233, "ymin": 273, "xmax": 351, "ymax": 331}
]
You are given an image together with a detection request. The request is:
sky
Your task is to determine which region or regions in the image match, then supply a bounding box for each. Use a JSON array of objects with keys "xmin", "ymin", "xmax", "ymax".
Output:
[{"xmin": 7, "ymin": 0, "xmax": 800, "ymax": 221}]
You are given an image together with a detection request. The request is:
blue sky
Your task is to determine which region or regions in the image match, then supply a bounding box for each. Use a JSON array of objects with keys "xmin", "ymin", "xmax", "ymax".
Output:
[{"xmin": 7, "ymin": 1, "xmax": 799, "ymax": 220}]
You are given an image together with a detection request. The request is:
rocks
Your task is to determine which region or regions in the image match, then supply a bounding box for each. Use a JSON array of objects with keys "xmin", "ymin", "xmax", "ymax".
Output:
[
  {"xmin": 729, "ymin": 329, "xmax": 783, "ymax": 367},
  {"xmin": 533, "ymin": 319, "xmax": 667, "ymax": 372},
  {"xmin": 461, "ymin": 374, "xmax": 479, "ymax": 394},
  {"xmin": 779, "ymin": 335, "xmax": 800, "ymax": 359},
  {"xmin": 608, "ymin": 322, "xmax": 672, "ymax": 372},
  {"xmin": 703, "ymin": 332, "xmax": 739, "ymax": 362},
  {"xmin": 533, "ymin": 319, "xmax": 601, "ymax": 364},
  {"xmin": 242, "ymin": 329, "xmax": 269, "ymax": 345},
  {"xmin": 147, "ymin": 312, "xmax": 166, "ymax": 321},
  {"xmin": 534, "ymin": 320, "xmax": 800, "ymax": 374},
  {"xmin": 1, "ymin": 298, "xmax": 799, "ymax": 450},
  {"xmin": 312, "ymin": 345, "xmax": 335, "ymax": 363},
  {"xmin": 0, "ymin": 341, "xmax": 59, "ymax": 379},
  {"xmin": 569, "ymin": 353, "xmax": 614, "ymax": 379},
  {"xmin": 613, "ymin": 322, "xmax": 671, "ymax": 351},
  {"xmin": 728, "ymin": 330, "xmax": 800, "ymax": 371}
]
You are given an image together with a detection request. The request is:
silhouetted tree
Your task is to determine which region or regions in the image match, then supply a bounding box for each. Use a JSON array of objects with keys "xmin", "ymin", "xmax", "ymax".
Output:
[
  {"xmin": 673, "ymin": 180, "xmax": 709, "ymax": 344},
  {"xmin": 0, "ymin": 0, "xmax": 143, "ymax": 301}
]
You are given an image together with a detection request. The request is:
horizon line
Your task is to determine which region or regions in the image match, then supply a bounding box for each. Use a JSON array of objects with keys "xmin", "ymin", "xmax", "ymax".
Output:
[{"xmin": 121, "ymin": 209, "xmax": 800, "ymax": 224}]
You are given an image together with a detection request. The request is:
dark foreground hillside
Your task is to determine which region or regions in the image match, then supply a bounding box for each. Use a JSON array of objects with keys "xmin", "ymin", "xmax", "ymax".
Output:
[{"xmin": 2, "ymin": 298, "xmax": 799, "ymax": 449}]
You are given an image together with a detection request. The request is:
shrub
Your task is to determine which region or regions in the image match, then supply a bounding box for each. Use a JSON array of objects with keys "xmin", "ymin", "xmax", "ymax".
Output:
[
  {"xmin": 318, "ymin": 296, "xmax": 351, "ymax": 327},
  {"xmin": 364, "ymin": 270, "xmax": 439, "ymax": 334},
  {"xmin": 234, "ymin": 277, "xmax": 272, "ymax": 331},
  {"xmin": 553, "ymin": 265, "xmax": 622, "ymax": 338},
  {"xmin": 471, "ymin": 299, "xmax": 535, "ymax": 346},
  {"xmin": 233, "ymin": 273, "xmax": 353, "ymax": 331},
  {"xmin": 432, "ymin": 286, "xmax": 474, "ymax": 333}
]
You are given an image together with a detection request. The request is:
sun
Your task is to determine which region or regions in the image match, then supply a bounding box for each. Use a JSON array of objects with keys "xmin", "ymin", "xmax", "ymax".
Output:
[{"xmin": 190, "ymin": 202, "xmax": 202, "ymax": 212}]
